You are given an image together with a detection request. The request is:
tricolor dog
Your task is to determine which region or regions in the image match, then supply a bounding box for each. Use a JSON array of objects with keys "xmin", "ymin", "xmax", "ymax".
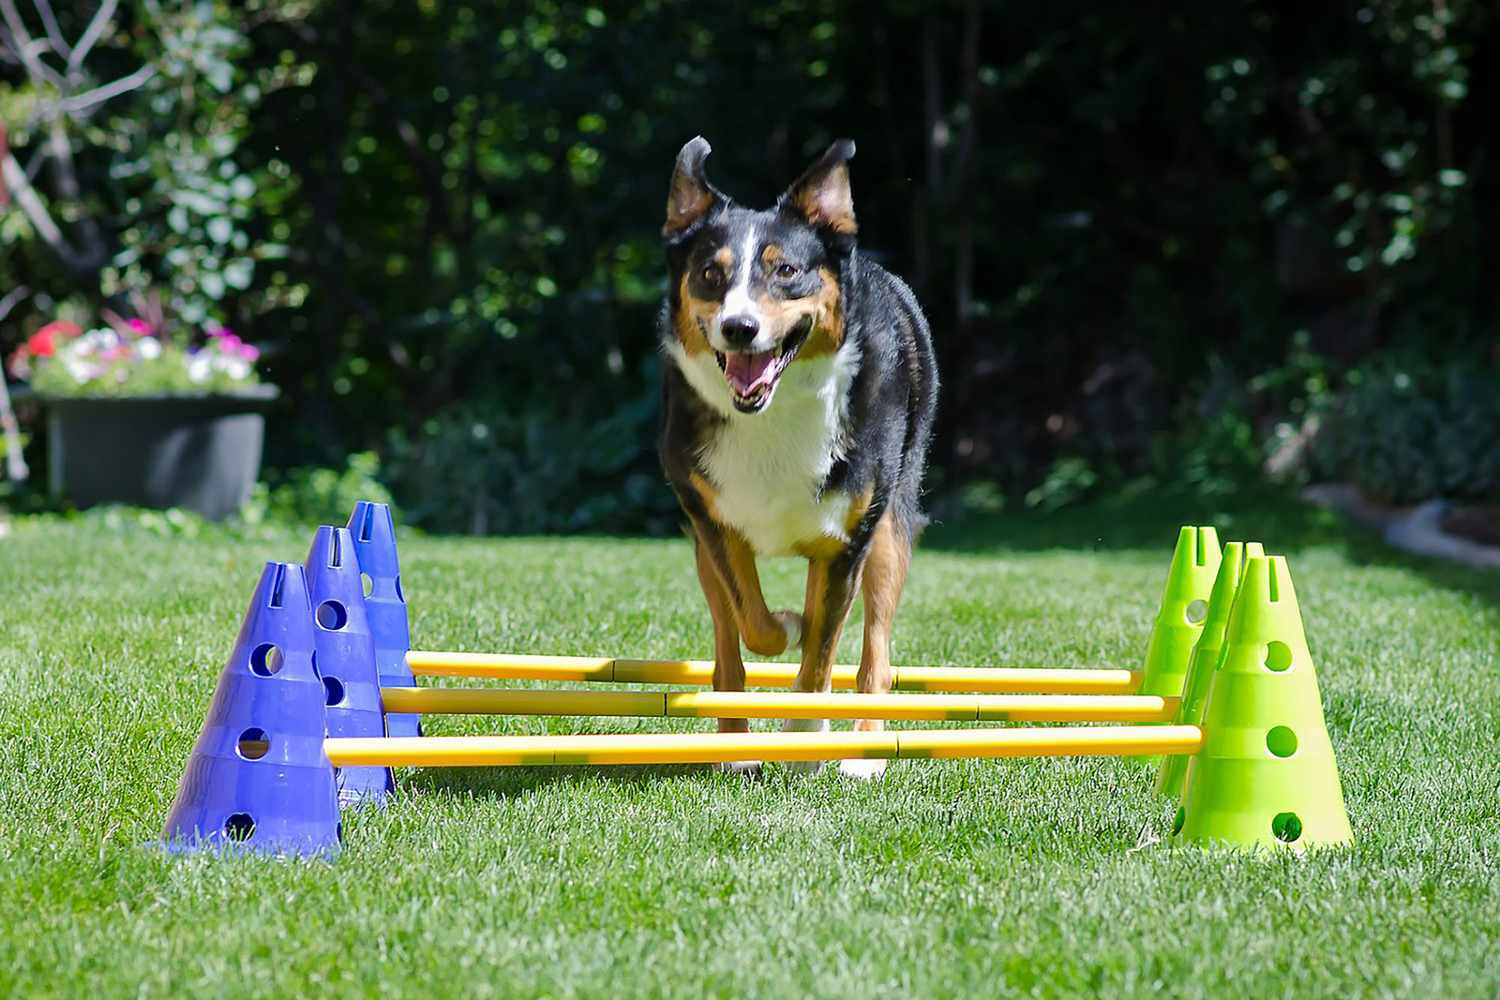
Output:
[{"xmin": 657, "ymin": 136, "xmax": 939, "ymax": 777}]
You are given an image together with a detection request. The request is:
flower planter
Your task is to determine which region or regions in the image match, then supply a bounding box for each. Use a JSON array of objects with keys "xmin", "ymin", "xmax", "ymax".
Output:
[{"xmin": 41, "ymin": 387, "xmax": 279, "ymax": 520}]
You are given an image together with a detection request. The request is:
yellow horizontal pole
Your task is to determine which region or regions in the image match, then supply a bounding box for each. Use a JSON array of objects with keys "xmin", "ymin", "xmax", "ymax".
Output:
[
  {"xmin": 405, "ymin": 651, "xmax": 1141, "ymax": 695},
  {"xmin": 896, "ymin": 726, "xmax": 1203, "ymax": 759},
  {"xmin": 380, "ymin": 688, "xmax": 666, "ymax": 717},
  {"xmin": 380, "ymin": 686, "xmax": 1178, "ymax": 723},
  {"xmin": 325, "ymin": 726, "xmax": 1201, "ymax": 768}
]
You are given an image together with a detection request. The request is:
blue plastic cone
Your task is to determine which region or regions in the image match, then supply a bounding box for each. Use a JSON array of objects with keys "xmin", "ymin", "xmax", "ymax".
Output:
[
  {"xmin": 305, "ymin": 526, "xmax": 394, "ymax": 806},
  {"xmin": 347, "ymin": 501, "xmax": 419, "ymax": 738},
  {"xmin": 160, "ymin": 562, "xmax": 341, "ymax": 856}
]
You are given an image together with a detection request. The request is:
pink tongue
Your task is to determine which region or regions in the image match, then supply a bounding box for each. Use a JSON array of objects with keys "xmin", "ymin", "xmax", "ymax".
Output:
[{"xmin": 724, "ymin": 351, "xmax": 777, "ymax": 395}]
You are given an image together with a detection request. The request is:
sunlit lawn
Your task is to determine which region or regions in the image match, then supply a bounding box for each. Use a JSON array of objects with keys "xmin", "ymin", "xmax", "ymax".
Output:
[{"xmin": 1, "ymin": 492, "xmax": 1496, "ymax": 996}]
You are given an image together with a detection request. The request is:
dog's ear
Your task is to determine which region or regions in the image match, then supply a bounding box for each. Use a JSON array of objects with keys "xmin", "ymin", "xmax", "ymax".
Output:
[
  {"xmin": 780, "ymin": 139, "xmax": 857, "ymax": 236},
  {"xmin": 663, "ymin": 136, "xmax": 723, "ymax": 238}
]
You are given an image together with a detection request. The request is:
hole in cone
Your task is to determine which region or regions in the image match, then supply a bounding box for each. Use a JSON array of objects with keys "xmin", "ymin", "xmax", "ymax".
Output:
[
  {"xmin": 236, "ymin": 727, "xmax": 270, "ymax": 760},
  {"xmin": 1184, "ymin": 600, "xmax": 1209, "ymax": 625},
  {"xmin": 1272, "ymin": 811, "xmax": 1303, "ymax": 843},
  {"xmin": 1264, "ymin": 641, "xmax": 1293, "ymax": 672},
  {"xmin": 361, "ymin": 573, "xmax": 374, "ymax": 598},
  {"xmin": 250, "ymin": 643, "xmax": 283, "ymax": 677},
  {"xmin": 323, "ymin": 675, "xmax": 346, "ymax": 706},
  {"xmin": 1266, "ymin": 726, "xmax": 1298, "ymax": 758},
  {"xmin": 316, "ymin": 600, "xmax": 349, "ymax": 631},
  {"xmin": 394, "ymin": 575, "xmax": 405, "ymax": 603},
  {"xmin": 224, "ymin": 813, "xmax": 256, "ymax": 841}
]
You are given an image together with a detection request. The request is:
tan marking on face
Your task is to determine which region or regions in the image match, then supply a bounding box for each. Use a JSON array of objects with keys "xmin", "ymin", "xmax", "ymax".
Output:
[
  {"xmin": 674, "ymin": 273, "xmax": 717, "ymax": 355},
  {"xmin": 760, "ymin": 244, "xmax": 783, "ymax": 266},
  {"xmin": 714, "ymin": 246, "xmax": 734, "ymax": 270},
  {"xmin": 749, "ymin": 266, "xmax": 843, "ymax": 359},
  {"xmin": 793, "ymin": 266, "xmax": 845, "ymax": 359}
]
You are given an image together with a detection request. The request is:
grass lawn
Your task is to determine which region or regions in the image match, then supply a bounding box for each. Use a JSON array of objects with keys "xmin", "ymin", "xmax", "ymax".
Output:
[{"xmin": 1, "ymin": 492, "xmax": 1497, "ymax": 997}]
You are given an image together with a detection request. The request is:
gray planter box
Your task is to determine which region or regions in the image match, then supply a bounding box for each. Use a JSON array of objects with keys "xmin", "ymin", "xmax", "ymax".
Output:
[{"xmin": 42, "ymin": 387, "xmax": 279, "ymax": 521}]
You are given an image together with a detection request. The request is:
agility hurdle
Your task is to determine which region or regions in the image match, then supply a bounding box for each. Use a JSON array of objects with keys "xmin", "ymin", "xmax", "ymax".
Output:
[
  {"xmin": 159, "ymin": 502, "xmax": 1355, "ymax": 858},
  {"xmin": 404, "ymin": 651, "xmax": 1142, "ymax": 695}
]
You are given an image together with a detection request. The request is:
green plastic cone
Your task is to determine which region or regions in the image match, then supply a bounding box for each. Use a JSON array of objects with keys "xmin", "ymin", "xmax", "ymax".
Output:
[
  {"xmin": 1173, "ymin": 555, "xmax": 1353, "ymax": 850},
  {"xmin": 1139, "ymin": 526, "xmax": 1222, "ymax": 702},
  {"xmin": 1155, "ymin": 540, "xmax": 1263, "ymax": 799}
]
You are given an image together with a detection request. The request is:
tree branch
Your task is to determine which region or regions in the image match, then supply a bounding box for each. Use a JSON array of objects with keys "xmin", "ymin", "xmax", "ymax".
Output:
[
  {"xmin": 0, "ymin": 0, "xmax": 62, "ymax": 87},
  {"xmin": 0, "ymin": 284, "xmax": 31, "ymax": 483},
  {"xmin": 33, "ymin": 0, "xmax": 69, "ymax": 63},
  {"xmin": 58, "ymin": 63, "xmax": 155, "ymax": 113},
  {"xmin": 1, "ymin": 150, "xmax": 87, "ymax": 268},
  {"xmin": 67, "ymin": 0, "xmax": 117, "ymax": 73}
]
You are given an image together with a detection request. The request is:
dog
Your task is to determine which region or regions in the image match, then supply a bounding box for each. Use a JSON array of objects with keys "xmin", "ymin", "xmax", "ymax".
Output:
[{"xmin": 657, "ymin": 136, "xmax": 938, "ymax": 778}]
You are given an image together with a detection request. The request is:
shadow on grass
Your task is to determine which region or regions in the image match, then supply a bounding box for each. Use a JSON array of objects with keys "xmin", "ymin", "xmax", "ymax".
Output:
[
  {"xmin": 924, "ymin": 484, "xmax": 1500, "ymax": 610},
  {"xmin": 397, "ymin": 759, "xmax": 735, "ymax": 800}
]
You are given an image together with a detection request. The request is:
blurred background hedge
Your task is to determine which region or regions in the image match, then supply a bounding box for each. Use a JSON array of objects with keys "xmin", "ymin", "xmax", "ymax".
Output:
[{"xmin": 3, "ymin": 1, "xmax": 1497, "ymax": 532}]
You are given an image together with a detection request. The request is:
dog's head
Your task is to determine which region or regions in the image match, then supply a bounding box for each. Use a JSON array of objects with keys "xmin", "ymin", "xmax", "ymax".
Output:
[{"xmin": 662, "ymin": 136, "xmax": 857, "ymax": 415}]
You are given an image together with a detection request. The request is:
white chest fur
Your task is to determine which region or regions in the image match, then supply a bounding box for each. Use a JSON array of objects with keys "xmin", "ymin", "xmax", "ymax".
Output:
[{"xmin": 666, "ymin": 340, "xmax": 860, "ymax": 556}]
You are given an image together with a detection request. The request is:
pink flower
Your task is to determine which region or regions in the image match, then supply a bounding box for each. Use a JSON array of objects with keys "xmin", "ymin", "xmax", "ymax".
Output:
[
  {"xmin": 125, "ymin": 318, "xmax": 153, "ymax": 336},
  {"xmin": 237, "ymin": 343, "xmax": 261, "ymax": 361}
]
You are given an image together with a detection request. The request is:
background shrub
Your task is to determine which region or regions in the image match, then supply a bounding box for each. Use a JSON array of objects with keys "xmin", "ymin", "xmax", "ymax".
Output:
[{"xmin": 1313, "ymin": 361, "xmax": 1500, "ymax": 504}]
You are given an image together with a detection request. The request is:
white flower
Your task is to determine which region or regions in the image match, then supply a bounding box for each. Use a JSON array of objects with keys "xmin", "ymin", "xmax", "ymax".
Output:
[
  {"xmin": 78, "ymin": 329, "xmax": 118, "ymax": 355},
  {"xmin": 137, "ymin": 337, "xmax": 162, "ymax": 360},
  {"xmin": 63, "ymin": 356, "xmax": 99, "ymax": 383},
  {"xmin": 187, "ymin": 355, "xmax": 213, "ymax": 383}
]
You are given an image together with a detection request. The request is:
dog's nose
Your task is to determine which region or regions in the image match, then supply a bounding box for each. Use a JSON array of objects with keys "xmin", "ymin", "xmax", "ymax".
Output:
[{"xmin": 720, "ymin": 315, "xmax": 760, "ymax": 349}]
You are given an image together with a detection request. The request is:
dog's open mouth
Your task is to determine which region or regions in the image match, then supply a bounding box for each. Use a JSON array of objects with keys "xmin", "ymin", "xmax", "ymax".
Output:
[{"xmin": 714, "ymin": 322, "xmax": 810, "ymax": 413}]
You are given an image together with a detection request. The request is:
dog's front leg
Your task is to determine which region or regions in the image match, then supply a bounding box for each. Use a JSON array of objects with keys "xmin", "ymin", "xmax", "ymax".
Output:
[
  {"xmin": 842, "ymin": 511, "xmax": 912, "ymax": 779},
  {"xmin": 688, "ymin": 513, "xmax": 803, "ymax": 658},
  {"xmin": 687, "ymin": 514, "xmax": 802, "ymax": 775},
  {"xmin": 692, "ymin": 531, "xmax": 748, "ymax": 735},
  {"xmin": 782, "ymin": 547, "xmax": 865, "ymax": 774}
]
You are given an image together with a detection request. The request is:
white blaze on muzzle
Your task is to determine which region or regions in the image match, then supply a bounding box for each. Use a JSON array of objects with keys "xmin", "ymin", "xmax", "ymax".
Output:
[{"xmin": 711, "ymin": 227, "xmax": 773, "ymax": 355}]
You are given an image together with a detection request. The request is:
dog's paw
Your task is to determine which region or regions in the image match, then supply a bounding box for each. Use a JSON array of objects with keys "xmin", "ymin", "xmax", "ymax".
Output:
[
  {"xmin": 837, "ymin": 758, "xmax": 889, "ymax": 781},
  {"xmin": 773, "ymin": 611, "xmax": 803, "ymax": 650},
  {"xmin": 781, "ymin": 717, "xmax": 829, "ymax": 774},
  {"xmin": 714, "ymin": 759, "xmax": 764, "ymax": 777}
]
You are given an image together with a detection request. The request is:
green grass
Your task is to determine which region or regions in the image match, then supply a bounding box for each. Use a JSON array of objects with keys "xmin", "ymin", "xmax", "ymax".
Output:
[{"xmin": 1, "ymin": 493, "xmax": 1497, "ymax": 997}]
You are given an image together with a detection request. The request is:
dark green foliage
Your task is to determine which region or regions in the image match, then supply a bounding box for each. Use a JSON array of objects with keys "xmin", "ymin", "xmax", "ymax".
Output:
[
  {"xmin": 245, "ymin": 451, "xmax": 398, "ymax": 528},
  {"xmin": 384, "ymin": 365, "xmax": 679, "ymax": 535},
  {"xmin": 1314, "ymin": 361, "xmax": 1500, "ymax": 504},
  {"xmin": 4, "ymin": 1, "xmax": 1498, "ymax": 530}
]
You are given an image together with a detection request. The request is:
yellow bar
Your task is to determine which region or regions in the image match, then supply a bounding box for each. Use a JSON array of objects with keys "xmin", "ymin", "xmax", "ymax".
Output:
[
  {"xmin": 978, "ymin": 694, "xmax": 1178, "ymax": 723},
  {"xmin": 326, "ymin": 731, "xmax": 898, "ymax": 767},
  {"xmin": 324, "ymin": 725, "xmax": 1201, "ymax": 767},
  {"xmin": 408, "ymin": 651, "xmax": 1141, "ymax": 695},
  {"xmin": 404, "ymin": 651, "xmax": 615, "ymax": 682},
  {"xmin": 380, "ymin": 688, "xmax": 667, "ymax": 717},
  {"xmin": 382, "ymin": 687, "xmax": 1177, "ymax": 723},
  {"xmin": 897, "ymin": 725, "xmax": 1204, "ymax": 759},
  {"xmin": 895, "ymin": 666, "xmax": 1142, "ymax": 696},
  {"xmin": 665, "ymin": 690, "xmax": 980, "ymax": 721}
]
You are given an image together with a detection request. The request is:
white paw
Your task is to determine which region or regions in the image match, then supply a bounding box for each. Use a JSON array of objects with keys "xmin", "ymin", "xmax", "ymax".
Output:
[
  {"xmin": 782, "ymin": 717, "xmax": 828, "ymax": 774},
  {"xmin": 774, "ymin": 611, "xmax": 803, "ymax": 650},
  {"xmin": 714, "ymin": 759, "xmax": 763, "ymax": 777},
  {"xmin": 838, "ymin": 757, "xmax": 889, "ymax": 781}
]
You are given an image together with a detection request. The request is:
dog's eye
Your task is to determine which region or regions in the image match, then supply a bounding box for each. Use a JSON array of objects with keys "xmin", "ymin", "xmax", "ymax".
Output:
[
  {"xmin": 701, "ymin": 264, "xmax": 725, "ymax": 287},
  {"xmin": 774, "ymin": 263, "xmax": 799, "ymax": 280}
]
